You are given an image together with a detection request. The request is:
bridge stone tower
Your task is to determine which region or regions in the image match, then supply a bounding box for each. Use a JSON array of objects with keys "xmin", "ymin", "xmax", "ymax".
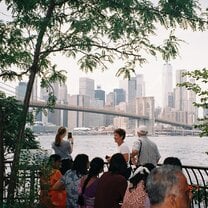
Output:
[{"xmin": 136, "ymin": 97, "xmax": 155, "ymax": 135}]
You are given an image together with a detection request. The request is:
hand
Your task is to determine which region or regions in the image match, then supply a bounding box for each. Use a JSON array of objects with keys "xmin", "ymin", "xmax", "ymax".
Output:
[
  {"xmin": 68, "ymin": 137, "xmax": 74, "ymax": 144},
  {"xmin": 105, "ymin": 155, "xmax": 111, "ymax": 163},
  {"xmin": 131, "ymin": 156, "xmax": 138, "ymax": 166}
]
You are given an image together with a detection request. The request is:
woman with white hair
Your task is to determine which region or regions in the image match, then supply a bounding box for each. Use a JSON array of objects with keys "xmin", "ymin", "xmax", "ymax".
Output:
[{"xmin": 121, "ymin": 163, "xmax": 155, "ymax": 208}]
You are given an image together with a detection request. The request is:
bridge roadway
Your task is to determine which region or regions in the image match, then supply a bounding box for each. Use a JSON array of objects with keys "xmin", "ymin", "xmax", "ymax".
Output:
[
  {"xmin": 0, "ymin": 84, "xmax": 194, "ymax": 129},
  {"xmin": 29, "ymin": 100, "xmax": 193, "ymax": 129}
]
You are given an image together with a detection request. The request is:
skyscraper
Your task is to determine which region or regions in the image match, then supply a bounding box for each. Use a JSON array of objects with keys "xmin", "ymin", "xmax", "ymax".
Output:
[
  {"xmin": 15, "ymin": 82, "xmax": 27, "ymax": 100},
  {"xmin": 187, "ymin": 78, "xmax": 198, "ymax": 124},
  {"xmin": 128, "ymin": 77, "xmax": 137, "ymax": 103},
  {"xmin": 95, "ymin": 85, "xmax": 105, "ymax": 104},
  {"xmin": 68, "ymin": 95, "xmax": 90, "ymax": 129},
  {"xmin": 119, "ymin": 77, "xmax": 137, "ymax": 103},
  {"xmin": 162, "ymin": 63, "xmax": 173, "ymax": 108},
  {"xmin": 136, "ymin": 74, "xmax": 145, "ymax": 97},
  {"xmin": 113, "ymin": 88, "xmax": 126, "ymax": 105},
  {"xmin": 79, "ymin": 77, "xmax": 95, "ymax": 99},
  {"xmin": 41, "ymin": 82, "xmax": 68, "ymax": 126},
  {"xmin": 175, "ymin": 69, "xmax": 188, "ymax": 111},
  {"xmin": 106, "ymin": 92, "xmax": 115, "ymax": 106}
]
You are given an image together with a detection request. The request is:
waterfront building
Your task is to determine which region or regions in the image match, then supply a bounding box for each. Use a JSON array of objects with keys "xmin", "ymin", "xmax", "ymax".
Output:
[
  {"xmin": 106, "ymin": 92, "xmax": 115, "ymax": 106},
  {"xmin": 95, "ymin": 85, "xmax": 105, "ymax": 104},
  {"xmin": 79, "ymin": 77, "xmax": 95, "ymax": 100},
  {"xmin": 119, "ymin": 75, "xmax": 145, "ymax": 130},
  {"xmin": 68, "ymin": 95, "xmax": 90, "ymax": 129},
  {"xmin": 104, "ymin": 104, "xmax": 115, "ymax": 127},
  {"xmin": 105, "ymin": 92, "xmax": 116, "ymax": 126},
  {"xmin": 89, "ymin": 99, "xmax": 105, "ymax": 128},
  {"xmin": 136, "ymin": 96, "xmax": 155, "ymax": 135},
  {"xmin": 168, "ymin": 92, "xmax": 174, "ymax": 108},
  {"xmin": 187, "ymin": 78, "xmax": 198, "ymax": 124},
  {"xmin": 162, "ymin": 63, "xmax": 173, "ymax": 108},
  {"xmin": 113, "ymin": 88, "xmax": 126, "ymax": 105},
  {"xmin": 16, "ymin": 79, "xmax": 38, "ymax": 101},
  {"xmin": 113, "ymin": 102, "xmax": 129, "ymax": 129},
  {"xmin": 119, "ymin": 77, "xmax": 137, "ymax": 103},
  {"xmin": 40, "ymin": 82, "xmax": 68, "ymax": 126},
  {"xmin": 15, "ymin": 81, "xmax": 27, "ymax": 100},
  {"xmin": 161, "ymin": 70, "xmax": 198, "ymax": 125},
  {"xmin": 175, "ymin": 69, "xmax": 188, "ymax": 112}
]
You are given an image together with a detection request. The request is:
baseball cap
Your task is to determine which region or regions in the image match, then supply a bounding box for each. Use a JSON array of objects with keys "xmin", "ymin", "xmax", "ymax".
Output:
[{"xmin": 137, "ymin": 125, "xmax": 148, "ymax": 134}]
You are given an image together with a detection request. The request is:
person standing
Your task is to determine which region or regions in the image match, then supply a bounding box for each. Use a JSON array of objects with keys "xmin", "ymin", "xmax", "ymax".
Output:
[
  {"xmin": 106, "ymin": 128, "xmax": 130, "ymax": 164},
  {"xmin": 114, "ymin": 128, "xmax": 130, "ymax": 163},
  {"xmin": 52, "ymin": 127, "xmax": 74, "ymax": 175},
  {"xmin": 131, "ymin": 125, "xmax": 160, "ymax": 166}
]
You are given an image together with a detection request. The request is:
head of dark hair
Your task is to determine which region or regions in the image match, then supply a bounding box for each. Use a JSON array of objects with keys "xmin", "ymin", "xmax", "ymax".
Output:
[
  {"xmin": 55, "ymin": 126, "xmax": 67, "ymax": 146},
  {"xmin": 129, "ymin": 163, "xmax": 155, "ymax": 189},
  {"xmin": 72, "ymin": 154, "xmax": 89, "ymax": 176},
  {"xmin": 109, "ymin": 153, "xmax": 127, "ymax": 177},
  {"xmin": 81, "ymin": 157, "xmax": 104, "ymax": 194},
  {"xmin": 89, "ymin": 157, "xmax": 104, "ymax": 176},
  {"xmin": 49, "ymin": 154, "xmax": 61, "ymax": 164},
  {"xmin": 114, "ymin": 128, "xmax": 126, "ymax": 140},
  {"xmin": 163, "ymin": 157, "xmax": 182, "ymax": 170}
]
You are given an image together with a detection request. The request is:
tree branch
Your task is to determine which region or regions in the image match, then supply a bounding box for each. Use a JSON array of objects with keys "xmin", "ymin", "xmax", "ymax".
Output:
[{"xmin": 0, "ymin": 68, "xmax": 30, "ymax": 78}]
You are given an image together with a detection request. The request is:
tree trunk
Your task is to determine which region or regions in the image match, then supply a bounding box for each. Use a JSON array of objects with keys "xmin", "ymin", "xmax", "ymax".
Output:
[
  {"xmin": 6, "ymin": 69, "xmax": 37, "ymax": 204},
  {"xmin": 0, "ymin": 107, "xmax": 5, "ymax": 204},
  {"xmin": 6, "ymin": 0, "xmax": 56, "ymax": 205}
]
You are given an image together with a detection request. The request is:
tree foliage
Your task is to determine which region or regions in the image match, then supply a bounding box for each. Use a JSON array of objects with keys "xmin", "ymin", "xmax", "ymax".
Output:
[
  {"xmin": 0, "ymin": 0, "xmax": 207, "ymax": 82},
  {"xmin": 0, "ymin": 92, "xmax": 39, "ymax": 204},
  {"xmin": 0, "ymin": 92, "xmax": 39, "ymax": 155},
  {"xmin": 179, "ymin": 69, "xmax": 208, "ymax": 137},
  {"xmin": 0, "ymin": 0, "xmax": 207, "ymax": 203}
]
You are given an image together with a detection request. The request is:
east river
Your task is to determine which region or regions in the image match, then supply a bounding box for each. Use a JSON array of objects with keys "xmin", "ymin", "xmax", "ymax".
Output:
[{"xmin": 38, "ymin": 135, "xmax": 208, "ymax": 167}]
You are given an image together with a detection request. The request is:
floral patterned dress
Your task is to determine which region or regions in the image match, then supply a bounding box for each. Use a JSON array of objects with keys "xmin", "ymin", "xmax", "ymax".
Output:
[
  {"xmin": 121, "ymin": 181, "xmax": 150, "ymax": 208},
  {"xmin": 61, "ymin": 170, "xmax": 82, "ymax": 208}
]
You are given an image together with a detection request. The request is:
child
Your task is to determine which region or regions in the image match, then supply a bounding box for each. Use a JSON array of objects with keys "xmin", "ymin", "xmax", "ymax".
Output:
[{"xmin": 40, "ymin": 154, "xmax": 66, "ymax": 208}]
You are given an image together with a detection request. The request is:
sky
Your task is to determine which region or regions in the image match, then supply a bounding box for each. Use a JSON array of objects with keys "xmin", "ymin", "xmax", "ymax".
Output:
[{"xmin": 1, "ymin": 1, "xmax": 208, "ymax": 107}]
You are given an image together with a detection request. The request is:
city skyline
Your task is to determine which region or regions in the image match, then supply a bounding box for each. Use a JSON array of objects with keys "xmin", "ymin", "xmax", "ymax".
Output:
[{"xmin": 13, "ymin": 67, "xmax": 198, "ymax": 129}]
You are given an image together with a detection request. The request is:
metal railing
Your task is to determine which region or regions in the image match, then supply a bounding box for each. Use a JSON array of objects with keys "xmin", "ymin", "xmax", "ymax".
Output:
[
  {"xmin": 3, "ymin": 161, "xmax": 208, "ymax": 207},
  {"xmin": 182, "ymin": 165, "xmax": 208, "ymax": 208}
]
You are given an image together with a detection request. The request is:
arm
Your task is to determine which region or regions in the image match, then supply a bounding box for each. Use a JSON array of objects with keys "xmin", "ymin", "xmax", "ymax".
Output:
[
  {"xmin": 130, "ymin": 150, "xmax": 139, "ymax": 166},
  {"xmin": 122, "ymin": 153, "xmax": 129, "ymax": 163},
  {"xmin": 131, "ymin": 150, "xmax": 139, "ymax": 158},
  {"xmin": 130, "ymin": 140, "xmax": 141, "ymax": 159},
  {"xmin": 67, "ymin": 138, "xmax": 74, "ymax": 153},
  {"xmin": 52, "ymin": 180, "xmax": 65, "ymax": 191}
]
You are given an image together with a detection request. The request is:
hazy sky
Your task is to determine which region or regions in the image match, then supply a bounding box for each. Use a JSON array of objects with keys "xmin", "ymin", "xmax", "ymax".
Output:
[{"xmin": 1, "ymin": 1, "xmax": 208, "ymax": 107}]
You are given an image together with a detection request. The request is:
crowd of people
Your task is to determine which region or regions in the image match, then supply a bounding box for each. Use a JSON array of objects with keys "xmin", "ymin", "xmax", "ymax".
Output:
[{"xmin": 39, "ymin": 126, "xmax": 193, "ymax": 208}]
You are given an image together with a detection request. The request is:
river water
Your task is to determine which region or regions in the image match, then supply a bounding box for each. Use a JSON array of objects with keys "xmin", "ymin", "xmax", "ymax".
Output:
[{"xmin": 38, "ymin": 135, "xmax": 208, "ymax": 167}]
